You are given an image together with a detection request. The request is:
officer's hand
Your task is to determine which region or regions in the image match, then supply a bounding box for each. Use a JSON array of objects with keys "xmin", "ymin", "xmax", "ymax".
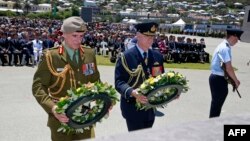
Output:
[
  {"xmin": 235, "ymin": 79, "xmax": 240, "ymax": 89},
  {"xmin": 104, "ymin": 105, "xmax": 113, "ymax": 119},
  {"xmin": 109, "ymin": 105, "xmax": 113, "ymax": 111},
  {"xmin": 52, "ymin": 105, "xmax": 69, "ymax": 123},
  {"xmin": 136, "ymin": 95, "xmax": 148, "ymax": 104},
  {"xmin": 131, "ymin": 90, "xmax": 148, "ymax": 104}
]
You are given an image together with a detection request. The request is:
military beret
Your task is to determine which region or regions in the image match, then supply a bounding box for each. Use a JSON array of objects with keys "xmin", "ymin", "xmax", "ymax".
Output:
[
  {"xmin": 226, "ymin": 28, "xmax": 244, "ymax": 40},
  {"xmin": 135, "ymin": 22, "xmax": 158, "ymax": 36},
  {"xmin": 61, "ymin": 16, "xmax": 87, "ymax": 33}
]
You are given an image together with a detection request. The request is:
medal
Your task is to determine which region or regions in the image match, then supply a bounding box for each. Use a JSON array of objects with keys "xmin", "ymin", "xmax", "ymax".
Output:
[
  {"xmin": 151, "ymin": 66, "xmax": 163, "ymax": 77},
  {"xmin": 82, "ymin": 63, "xmax": 95, "ymax": 75}
]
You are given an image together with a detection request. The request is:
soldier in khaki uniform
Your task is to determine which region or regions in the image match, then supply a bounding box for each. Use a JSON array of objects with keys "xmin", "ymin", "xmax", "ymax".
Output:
[{"xmin": 32, "ymin": 16, "xmax": 100, "ymax": 141}]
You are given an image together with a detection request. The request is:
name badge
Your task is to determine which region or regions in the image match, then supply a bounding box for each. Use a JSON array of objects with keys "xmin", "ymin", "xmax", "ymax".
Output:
[{"xmin": 82, "ymin": 63, "xmax": 95, "ymax": 76}]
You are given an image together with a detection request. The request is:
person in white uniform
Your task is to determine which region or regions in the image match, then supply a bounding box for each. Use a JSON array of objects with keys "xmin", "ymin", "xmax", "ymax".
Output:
[{"xmin": 32, "ymin": 34, "xmax": 43, "ymax": 65}]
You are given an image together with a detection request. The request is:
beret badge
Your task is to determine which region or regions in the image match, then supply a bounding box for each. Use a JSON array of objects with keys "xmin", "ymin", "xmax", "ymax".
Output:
[
  {"xmin": 150, "ymin": 25, "xmax": 156, "ymax": 33},
  {"xmin": 80, "ymin": 24, "xmax": 85, "ymax": 32}
]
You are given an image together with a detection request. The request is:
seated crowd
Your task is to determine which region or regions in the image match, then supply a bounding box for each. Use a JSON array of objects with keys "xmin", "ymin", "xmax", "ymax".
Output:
[
  {"xmin": 153, "ymin": 34, "xmax": 209, "ymax": 63},
  {"xmin": 0, "ymin": 17, "xmax": 209, "ymax": 66}
]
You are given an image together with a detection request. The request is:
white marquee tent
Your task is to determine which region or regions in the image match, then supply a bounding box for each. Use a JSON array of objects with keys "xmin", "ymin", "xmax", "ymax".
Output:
[
  {"xmin": 172, "ymin": 18, "xmax": 186, "ymax": 26},
  {"xmin": 122, "ymin": 18, "xmax": 137, "ymax": 24},
  {"xmin": 127, "ymin": 19, "xmax": 137, "ymax": 24},
  {"xmin": 172, "ymin": 18, "xmax": 186, "ymax": 30}
]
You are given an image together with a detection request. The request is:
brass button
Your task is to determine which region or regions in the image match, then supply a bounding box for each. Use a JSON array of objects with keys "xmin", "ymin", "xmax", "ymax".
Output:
[{"xmin": 77, "ymin": 69, "xmax": 80, "ymax": 72}]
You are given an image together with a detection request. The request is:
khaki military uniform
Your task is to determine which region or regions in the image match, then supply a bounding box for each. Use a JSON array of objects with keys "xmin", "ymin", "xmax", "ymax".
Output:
[{"xmin": 32, "ymin": 44, "xmax": 100, "ymax": 141}]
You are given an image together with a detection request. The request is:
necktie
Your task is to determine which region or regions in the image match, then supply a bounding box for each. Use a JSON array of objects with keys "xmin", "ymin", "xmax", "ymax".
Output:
[
  {"xmin": 143, "ymin": 52, "xmax": 147, "ymax": 65},
  {"xmin": 73, "ymin": 51, "xmax": 78, "ymax": 64}
]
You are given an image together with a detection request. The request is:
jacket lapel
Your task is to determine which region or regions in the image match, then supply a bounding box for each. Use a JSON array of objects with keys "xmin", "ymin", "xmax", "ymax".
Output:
[
  {"xmin": 134, "ymin": 46, "xmax": 143, "ymax": 63},
  {"xmin": 134, "ymin": 46, "xmax": 150, "ymax": 77},
  {"xmin": 147, "ymin": 49, "xmax": 154, "ymax": 68}
]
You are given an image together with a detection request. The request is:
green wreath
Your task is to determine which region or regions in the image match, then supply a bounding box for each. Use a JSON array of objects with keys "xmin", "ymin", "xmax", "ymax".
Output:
[
  {"xmin": 136, "ymin": 71, "xmax": 189, "ymax": 110},
  {"xmin": 55, "ymin": 82, "xmax": 119, "ymax": 134}
]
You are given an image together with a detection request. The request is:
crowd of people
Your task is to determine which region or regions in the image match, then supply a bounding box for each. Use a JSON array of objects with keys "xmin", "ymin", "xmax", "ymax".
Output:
[
  {"xmin": 152, "ymin": 35, "xmax": 209, "ymax": 63},
  {"xmin": 0, "ymin": 17, "xmax": 210, "ymax": 67},
  {"xmin": 0, "ymin": 17, "xmax": 62, "ymax": 66}
]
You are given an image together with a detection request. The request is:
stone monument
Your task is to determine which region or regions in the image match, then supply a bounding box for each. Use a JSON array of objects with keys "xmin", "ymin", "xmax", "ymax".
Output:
[{"xmin": 241, "ymin": 6, "xmax": 250, "ymax": 43}]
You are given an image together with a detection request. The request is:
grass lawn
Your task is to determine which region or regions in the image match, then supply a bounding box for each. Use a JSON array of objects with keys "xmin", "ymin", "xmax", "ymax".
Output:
[
  {"xmin": 164, "ymin": 62, "xmax": 210, "ymax": 70},
  {"xmin": 96, "ymin": 55, "xmax": 210, "ymax": 70}
]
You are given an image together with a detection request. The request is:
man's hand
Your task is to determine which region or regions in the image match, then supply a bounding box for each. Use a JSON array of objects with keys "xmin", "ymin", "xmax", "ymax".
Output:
[
  {"xmin": 234, "ymin": 79, "xmax": 240, "ymax": 89},
  {"xmin": 131, "ymin": 90, "xmax": 148, "ymax": 104},
  {"xmin": 52, "ymin": 105, "xmax": 69, "ymax": 123}
]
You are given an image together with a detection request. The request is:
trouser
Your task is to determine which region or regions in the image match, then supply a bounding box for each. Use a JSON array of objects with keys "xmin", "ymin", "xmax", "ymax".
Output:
[
  {"xmin": 48, "ymin": 115, "xmax": 95, "ymax": 141},
  {"xmin": 0, "ymin": 52, "xmax": 5, "ymax": 65},
  {"xmin": 22, "ymin": 49, "xmax": 32, "ymax": 65},
  {"xmin": 3, "ymin": 52, "xmax": 13, "ymax": 65},
  {"xmin": 13, "ymin": 51, "xmax": 23, "ymax": 65},
  {"xmin": 125, "ymin": 119, "xmax": 154, "ymax": 132},
  {"xmin": 33, "ymin": 49, "xmax": 42, "ymax": 64},
  {"xmin": 50, "ymin": 125, "xmax": 95, "ymax": 141},
  {"xmin": 209, "ymin": 74, "xmax": 228, "ymax": 118}
]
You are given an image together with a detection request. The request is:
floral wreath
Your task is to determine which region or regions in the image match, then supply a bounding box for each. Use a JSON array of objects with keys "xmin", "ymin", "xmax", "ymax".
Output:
[
  {"xmin": 136, "ymin": 71, "xmax": 189, "ymax": 110},
  {"xmin": 55, "ymin": 82, "xmax": 119, "ymax": 134}
]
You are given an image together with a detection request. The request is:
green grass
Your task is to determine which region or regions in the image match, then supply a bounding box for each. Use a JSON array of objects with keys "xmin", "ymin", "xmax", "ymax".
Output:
[
  {"xmin": 164, "ymin": 62, "xmax": 210, "ymax": 70},
  {"xmin": 96, "ymin": 55, "xmax": 115, "ymax": 66},
  {"xmin": 96, "ymin": 55, "xmax": 210, "ymax": 70}
]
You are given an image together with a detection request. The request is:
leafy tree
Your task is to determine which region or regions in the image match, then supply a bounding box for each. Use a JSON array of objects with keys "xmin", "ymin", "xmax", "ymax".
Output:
[
  {"xmin": 13, "ymin": 0, "xmax": 22, "ymax": 13},
  {"xmin": 71, "ymin": 5, "xmax": 80, "ymax": 16},
  {"xmin": 24, "ymin": 0, "xmax": 31, "ymax": 14},
  {"xmin": 33, "ymin": 0, "xmax": 42, "ymax": 5},
  {"xmin": 166, "ymin": 6, "xmax": 177, "ymax": 14}
]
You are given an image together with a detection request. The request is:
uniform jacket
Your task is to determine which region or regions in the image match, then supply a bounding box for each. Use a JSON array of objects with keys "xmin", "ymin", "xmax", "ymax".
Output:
[
  {"xmin": 115, "ymin": 46, "xmax": 164, "ymax": 121},
  {"xmin": 32, "ymin": 44, "xmax": 100, "ymax": 128}
]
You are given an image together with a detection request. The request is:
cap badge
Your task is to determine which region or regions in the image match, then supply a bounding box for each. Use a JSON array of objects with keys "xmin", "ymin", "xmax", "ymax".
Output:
[
  {"xmin": 80, "ymin": 24, "xmax": 85, "ymax": 31},
  {"xmin": 154, "ymin": 62, "xmax": 159, "ymax": 65},
  {"xmin": 151, "ymin": 25, "xmax": 156, "ymax": 32}
]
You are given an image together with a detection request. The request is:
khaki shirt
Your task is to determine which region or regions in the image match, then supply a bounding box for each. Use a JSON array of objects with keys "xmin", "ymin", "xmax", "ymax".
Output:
[{"xmin": 32, "ymin": 44, "xmax": 100, "ymax": 116}]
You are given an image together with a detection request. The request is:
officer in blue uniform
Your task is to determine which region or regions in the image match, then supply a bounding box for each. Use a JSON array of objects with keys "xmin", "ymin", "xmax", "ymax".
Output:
[
  {"xmin": 115, "ymin": 22, "xmax": 165, "ymax": 131},
  {"xmin": 209, "ymin": 28, "xmax": 243, "ymax": 118}
]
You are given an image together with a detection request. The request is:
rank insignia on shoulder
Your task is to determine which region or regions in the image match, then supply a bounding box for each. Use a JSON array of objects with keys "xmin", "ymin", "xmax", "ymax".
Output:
[{"xmin": 58, "ymin": 45, "xmax": 64, "ymax": 55}]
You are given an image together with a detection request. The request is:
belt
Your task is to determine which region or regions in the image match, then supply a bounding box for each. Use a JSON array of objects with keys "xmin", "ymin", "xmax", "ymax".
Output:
[{"xmin": 211, "ymin": 72, "xmax": 224, "ymax": 76}]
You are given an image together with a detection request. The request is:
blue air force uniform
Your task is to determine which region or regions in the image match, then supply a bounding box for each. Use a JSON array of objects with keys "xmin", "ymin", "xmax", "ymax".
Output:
[
  {"xmin": 209, "ymin": 28, "xmax": 243, "ymax": 118},
  {"xmin": 114, "ymin": 22, "xmax": 165, "ymax": 131}
]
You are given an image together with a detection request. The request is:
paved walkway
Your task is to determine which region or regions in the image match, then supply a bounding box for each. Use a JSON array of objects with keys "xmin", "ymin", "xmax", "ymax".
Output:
[{"xmin": 0, "ymin": 36, "xmax": 250, "ymax": 140}]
